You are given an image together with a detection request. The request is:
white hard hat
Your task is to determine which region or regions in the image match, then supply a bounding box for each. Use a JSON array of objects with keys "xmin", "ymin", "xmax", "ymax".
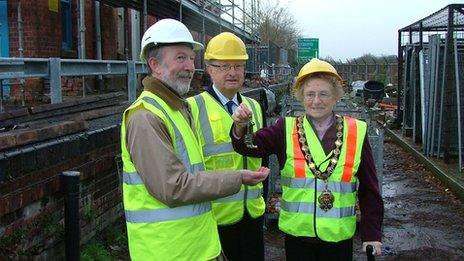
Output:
[{"xmin": 140, "ymin": 18, "xmax": 203, "ymax": 62}]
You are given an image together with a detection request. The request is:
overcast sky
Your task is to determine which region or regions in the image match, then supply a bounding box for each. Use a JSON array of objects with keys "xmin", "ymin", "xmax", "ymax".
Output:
[{"xmin": 280, "ymin": 0, "xmax": 463, "ymax": 60}]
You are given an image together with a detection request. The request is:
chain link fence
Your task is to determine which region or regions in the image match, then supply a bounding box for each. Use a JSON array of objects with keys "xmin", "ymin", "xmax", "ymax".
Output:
[{"xmin": 330, "ymin": 58, "xmax": 398, "ymax": 85}]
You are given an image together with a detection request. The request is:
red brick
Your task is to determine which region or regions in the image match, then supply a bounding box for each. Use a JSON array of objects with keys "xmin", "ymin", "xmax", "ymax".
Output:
[
  {"xmin": 16, "ymin": 129, "xmax": 38, "ymax": 145},
  {"xmin": 0, "ymin": 134, "xmax": 17, "ymax": 150}
]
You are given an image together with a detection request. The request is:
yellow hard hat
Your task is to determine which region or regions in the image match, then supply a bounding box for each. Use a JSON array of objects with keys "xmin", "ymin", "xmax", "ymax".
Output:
[
  {"xmin": 204, "ymin": 32, "xmax": 248, "ymax": 61},
  {"xmin": 294, "ymin": 58, "xmax": 342, "ymax": 90}
]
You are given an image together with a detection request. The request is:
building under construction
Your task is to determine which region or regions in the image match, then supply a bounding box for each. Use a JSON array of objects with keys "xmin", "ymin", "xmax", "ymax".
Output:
[{"xmin": 0, "ymin": 0, "xmax": 292, "ymax": 107}]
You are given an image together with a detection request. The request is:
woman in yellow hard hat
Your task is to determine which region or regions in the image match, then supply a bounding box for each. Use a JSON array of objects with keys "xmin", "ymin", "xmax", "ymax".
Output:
[{"xmin": 230, "ymin": 58, "xmax": 383, "ymax": 260}]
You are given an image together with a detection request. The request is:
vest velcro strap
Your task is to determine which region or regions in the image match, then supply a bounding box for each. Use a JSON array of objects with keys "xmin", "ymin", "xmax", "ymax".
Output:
[
  {"xmin": 123, "ymin": 171, "xmax": 144, "ymax": 185},
  {"xmin": 281, "ymin": 199, "xmax": 355, "ymax": 218},
  {"xmin": 125, "ymin": 202, "xmax": 212, "ymax": 223},
  {"xmin": 214, "ymin": 188, "xmax": 262, "ymax": 203},
  {"xmin": 203, "ymin": 142, "xmax": 234, "ymax": 156},
  {"xmin": 281, "ymin": 177, "xmax": 357, "ymax": 194}
]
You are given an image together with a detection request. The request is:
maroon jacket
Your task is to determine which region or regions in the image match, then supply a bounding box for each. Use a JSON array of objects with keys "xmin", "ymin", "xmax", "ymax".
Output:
[{"xmin": 230, "ymin": 116, "xmax": 383, "ymax": 242}]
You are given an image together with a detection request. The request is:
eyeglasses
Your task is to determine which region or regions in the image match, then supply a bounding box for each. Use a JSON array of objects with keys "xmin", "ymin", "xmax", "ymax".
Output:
[
  {"xmin": 209, "ymin": 63, "xmax": 245, "ymax": 72},
  {"xmin": 304, "ymin": 91, "xmax": 333, "ymax": 101}
]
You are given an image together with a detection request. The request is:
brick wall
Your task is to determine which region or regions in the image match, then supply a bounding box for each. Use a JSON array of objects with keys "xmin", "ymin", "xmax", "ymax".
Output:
[
  {"xmin": 7, "ymin": 0, "xmax": 115, "ymax": 58},
  {"xmin": 6, "ymin": 1, "xmax": 125, "ymax": 103},
  {"xmin": 100, "ymin": 4, "xmax": 119, "ymax": 60},
  {"xmin": 0, "ymin": 125, "xmax": 123, "ymax": 259},
  {"xmin": 8, "ymin": 0, "xmax": 62, "ymax": 58}
]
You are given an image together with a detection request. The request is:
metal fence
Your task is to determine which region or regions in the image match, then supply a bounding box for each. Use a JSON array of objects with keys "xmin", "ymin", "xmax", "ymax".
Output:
[
  {"xmin": 331, "ymin": 59, "xmax": 398, "ymax": 85},
  {"xmin": 401, "ymin": 36, "xmax": 464, "ymax": 172},
  {"xmin": 0, "ymin": 58, "xmax": 147, "ymax": 111}
]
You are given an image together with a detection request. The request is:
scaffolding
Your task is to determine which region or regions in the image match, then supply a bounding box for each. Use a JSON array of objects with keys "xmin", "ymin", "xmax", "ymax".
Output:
[
  {"xmin": 0, "ymin": 0, "xmax": 266, "ymax": 111},
  {"xmin": 98, "ymin": 0, "xmax": 261, "ymax": 43},
  {"xmin": 398, "ymin": 4, "xmax": 464, "ymax": 172}
]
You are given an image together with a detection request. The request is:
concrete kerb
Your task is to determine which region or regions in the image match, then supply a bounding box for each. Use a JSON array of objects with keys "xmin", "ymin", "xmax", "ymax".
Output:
[{"xmin": 385, "ymin": 128, "xmax": 464, "ymax": 202}]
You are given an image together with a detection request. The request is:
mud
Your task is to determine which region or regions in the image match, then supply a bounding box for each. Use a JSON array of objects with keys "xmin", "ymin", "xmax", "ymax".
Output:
[{"xmin": 264, "ymin": 140, "xmax": 464, "ymax": 260}]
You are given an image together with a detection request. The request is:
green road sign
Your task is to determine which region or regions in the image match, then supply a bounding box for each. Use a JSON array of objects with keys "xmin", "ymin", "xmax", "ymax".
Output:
[{"xmin": 298, "ymin": 38, "xmax": 319, "ymax": 63}]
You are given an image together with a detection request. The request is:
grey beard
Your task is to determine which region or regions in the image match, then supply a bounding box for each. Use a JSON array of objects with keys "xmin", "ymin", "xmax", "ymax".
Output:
[
  {"xmin": 176, "ymin": 82, "xmax": 191, "ymax": 95},
  {"xmin": 160, "ymin": 73, "xmax": 192, "ymax": 95}
]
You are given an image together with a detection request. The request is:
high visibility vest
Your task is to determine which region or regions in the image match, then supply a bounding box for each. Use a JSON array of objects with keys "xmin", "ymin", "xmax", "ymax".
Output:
[
  {"xmin": 279, "ymin": 116, "xmax": 366, "ymax": 242},
  {"xmin": 121, "ymin": 91, "xmax": 221, "ymax": 261},
  {"xmin": 187, "ymin": 92, "xmax": 265, "ymax": 225}
]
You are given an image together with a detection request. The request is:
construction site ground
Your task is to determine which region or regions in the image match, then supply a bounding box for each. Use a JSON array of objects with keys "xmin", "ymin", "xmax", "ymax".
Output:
[{"xmin": 86, "ymin": 130, "xmax": 464, "ymax": 260}]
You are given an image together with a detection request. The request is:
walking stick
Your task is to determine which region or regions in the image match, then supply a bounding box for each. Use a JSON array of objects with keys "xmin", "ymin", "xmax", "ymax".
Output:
[{"xmin": 366, "ymin": 244, "xmax": 375, "ymax": 261}]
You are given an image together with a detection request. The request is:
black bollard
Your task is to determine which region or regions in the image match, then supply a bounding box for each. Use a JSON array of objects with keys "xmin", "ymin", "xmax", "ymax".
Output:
[{"xmin": 61, "ymin": 171, "xmax": 80, "ymax": 261}]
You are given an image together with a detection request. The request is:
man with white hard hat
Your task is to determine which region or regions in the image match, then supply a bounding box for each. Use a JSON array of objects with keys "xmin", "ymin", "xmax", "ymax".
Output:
[{"xmin": 119, "ymin": 19, "xmax": 269, "ymax": 261}]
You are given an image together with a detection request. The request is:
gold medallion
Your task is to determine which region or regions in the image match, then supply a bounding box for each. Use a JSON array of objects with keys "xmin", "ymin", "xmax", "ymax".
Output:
[{"xmin": 318, "ymin": 189, "xmax": 335, "ymax": 211}]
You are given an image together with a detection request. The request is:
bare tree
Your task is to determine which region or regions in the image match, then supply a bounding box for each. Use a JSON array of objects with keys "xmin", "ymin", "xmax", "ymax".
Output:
[{"xmin": 258, "ymin": 0, "xmax": 300, "ymax": 51}]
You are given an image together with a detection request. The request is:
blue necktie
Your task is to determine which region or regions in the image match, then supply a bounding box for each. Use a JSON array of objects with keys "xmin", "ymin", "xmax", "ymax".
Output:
[{"xmin": 226, "ymin": 101, "xmax": 235, "ymax": 115}]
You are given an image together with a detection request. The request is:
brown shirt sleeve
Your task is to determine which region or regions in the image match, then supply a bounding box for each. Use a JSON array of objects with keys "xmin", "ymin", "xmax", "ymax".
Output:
[{"xmin": 126, "ymin": 108, "xmax": 242, "ymax": 207}]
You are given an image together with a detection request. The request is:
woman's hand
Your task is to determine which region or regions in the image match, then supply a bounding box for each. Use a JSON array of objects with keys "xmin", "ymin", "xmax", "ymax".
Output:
[{"xmin": 231, "ymin": 103, "xmax": 252, "ymax": 137}]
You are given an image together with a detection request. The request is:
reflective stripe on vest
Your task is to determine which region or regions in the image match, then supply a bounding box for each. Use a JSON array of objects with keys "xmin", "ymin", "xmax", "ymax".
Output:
[
  {"xmin": 193, "ymin": 95, "xmax": 234, "ymax": 156},
  {"xmin": 280, "ymin": 176, "xmax": 357, "ymax": 193},
  {"xmin": 124, "ymin": 96, "xmax": 207, "ymax": 224},
  {"xmin": 121, "ymin": 91, "xmax": 220, "ymax": 260},
  {"xmin": 213, "ymin": 188, "xmax": 262, "ymax": 203},
  {"xmin": 243, "ymin": 96, "xmax": 261, "ymax": 129},
  {"xmin": 142, "ymin": 96, "xmax": 205, "ymax": 173},
  {"xmin": 125, "ymin": 202, "xmax": 212, "ymax": 223},
  {"xmin": 278, "ymin": 116, "xmax": 366, "ymax": 241},
  {"xmin": 193, "ymin": 95, "xmax": 261, "ymax": 157},
  {"xmin": 123, "ymin": 162, "xmax": 204, "ymax": 185},
  {"xmin": 280, "ymin": 199, "xmax": 355, "ymax": 218},
  {"xmin": 341, "ymin": 117, "xmax": 358, "ymax": 182},
  {"xmin": 291, "ymin": 117, "xmax": 359, "ymax": 179},
  {"xmin": 190, "ymin": 92, "xmax": 265, "ymax": 224}
]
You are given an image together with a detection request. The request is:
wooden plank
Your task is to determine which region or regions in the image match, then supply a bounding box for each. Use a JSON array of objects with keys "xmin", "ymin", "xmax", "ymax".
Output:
[
  {"xmin": 0, "ymin": 108, "xmax": 29, "ymax": 121},
  {"xmin": 0, "ymin": 120, "xmax": 88, "ymax": 151}
]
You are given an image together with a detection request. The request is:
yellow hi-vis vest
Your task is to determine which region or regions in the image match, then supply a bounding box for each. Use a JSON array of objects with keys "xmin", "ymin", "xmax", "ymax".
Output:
[
  {"xmin": 187, "ymin": 92, "xmax": 265, "ymax": 225},
  {"xmin": 279, "ymin": 115, "xmax": 366, "ymax": 242},
  {"xmin": 121, "ymin": 91, "xmax": 221, "ymax": 261}
]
